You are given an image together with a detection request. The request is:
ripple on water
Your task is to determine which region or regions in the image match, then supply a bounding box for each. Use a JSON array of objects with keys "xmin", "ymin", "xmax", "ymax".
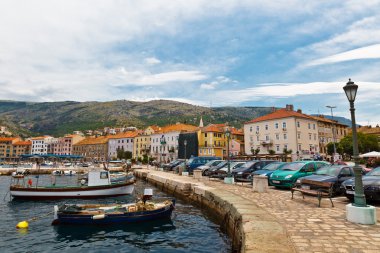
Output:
[{"xmin": 0, "ymin": 176, "xmax": 231, "ymax": 253}]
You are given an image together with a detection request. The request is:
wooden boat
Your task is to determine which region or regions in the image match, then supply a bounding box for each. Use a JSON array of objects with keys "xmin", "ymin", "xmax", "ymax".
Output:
[
  {"xmin": 10, "ymin": 170, "xmax": 135, "ymax": 200},
  {"xmin": 52, "ymin": 199, "xmax": 175, "ymax": 225}
]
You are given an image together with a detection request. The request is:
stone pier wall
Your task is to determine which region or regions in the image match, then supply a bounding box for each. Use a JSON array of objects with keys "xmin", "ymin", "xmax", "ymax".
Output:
[{"xmin": 134, "ymin": 169, "xmax": 295, "ymax": 253}]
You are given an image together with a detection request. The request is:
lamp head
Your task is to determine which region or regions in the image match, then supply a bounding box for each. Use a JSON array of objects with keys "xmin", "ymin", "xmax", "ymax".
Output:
[
  {"xmin": 184, "ymin": 140, "xmax": 187, "ymax": 145},
  {"xmin": 343, "ymin": 78, "xmax": 358, "ymax": 103},
  {"xmin": 225, "ymin": 128, "xmax": 231, "ymax": 138}
]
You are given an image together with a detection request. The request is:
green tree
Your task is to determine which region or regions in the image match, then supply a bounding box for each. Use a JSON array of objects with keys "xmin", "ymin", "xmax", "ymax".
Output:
[
  {"xmin": 339, "ymin": 133, "xmax": 379, "ymax": 155},
  {"xmin": 268, "ymin": 149, "xmax": 276, "ymax": 155},
  {"xmin": 326, "ymin": 142, "xmax": 343, "ymax": 155}
]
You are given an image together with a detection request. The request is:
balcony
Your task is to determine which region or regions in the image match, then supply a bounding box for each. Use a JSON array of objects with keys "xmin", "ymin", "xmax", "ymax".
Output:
[{"xmin": 260, "ymin": 140, "xmax": 273, "ymax": 146}]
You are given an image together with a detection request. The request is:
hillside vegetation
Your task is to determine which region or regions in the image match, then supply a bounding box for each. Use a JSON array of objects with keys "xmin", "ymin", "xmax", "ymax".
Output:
[{"xmin": 0, "ymin": 100, "xmax": 273, "ymax": 137}]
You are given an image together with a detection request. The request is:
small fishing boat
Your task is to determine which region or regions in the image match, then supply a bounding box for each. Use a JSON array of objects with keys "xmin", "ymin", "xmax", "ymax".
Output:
[
  {"xmin": 10, "ymin": 170, "xmax": 135, "ymax": 199},
  {"xmin": 52, "ymin": 199, "xmax": 175, "ymax": 225}
]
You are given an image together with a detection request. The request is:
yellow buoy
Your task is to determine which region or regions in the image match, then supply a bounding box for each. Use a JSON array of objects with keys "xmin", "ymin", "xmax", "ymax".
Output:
[{"xmin": 16, "ymin": 221, "xmax": 29, "ymax": 229}]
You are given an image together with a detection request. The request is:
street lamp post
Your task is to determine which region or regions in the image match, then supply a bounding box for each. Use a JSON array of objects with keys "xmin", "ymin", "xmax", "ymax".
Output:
[
  {"xmin": 343, "ymin": 79, "xmax": 366, "ymax": 207},
  {"xmin": 326, "ymin": 105, "xmax": 337, "ymax": 164},
  {"xmin": 224, "ymin": 128, "xmax": 234, "ymax": 184},
  {"xmin": 184, "ymin": 140, "xmax": 187, "ymax": 172},
  {"xmin": 343, "ymin": 79, "xmax": 375, "ymax": 225}
]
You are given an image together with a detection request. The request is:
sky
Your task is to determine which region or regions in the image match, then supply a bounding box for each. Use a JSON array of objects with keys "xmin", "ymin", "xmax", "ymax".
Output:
[{"xmin": 0, "ymin": 0, "xmax": 379, "ymax": 125}]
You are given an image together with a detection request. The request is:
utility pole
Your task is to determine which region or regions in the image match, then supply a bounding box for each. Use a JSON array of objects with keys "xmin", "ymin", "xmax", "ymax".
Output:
[{"xmin": 326, "ymin": 105, "xmax": 337, "ymax": 164}]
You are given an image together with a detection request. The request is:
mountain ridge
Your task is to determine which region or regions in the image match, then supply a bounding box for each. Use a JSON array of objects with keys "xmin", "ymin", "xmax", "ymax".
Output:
[{"xmin": 0, "ymin": 100, "xmax": 273, "ymax": 137}]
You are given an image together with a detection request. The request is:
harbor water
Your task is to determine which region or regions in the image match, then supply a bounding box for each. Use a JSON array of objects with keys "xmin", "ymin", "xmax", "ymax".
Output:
[{"xmin": 0, "ymin": 175, "xmax": 231, "ymax": 252}]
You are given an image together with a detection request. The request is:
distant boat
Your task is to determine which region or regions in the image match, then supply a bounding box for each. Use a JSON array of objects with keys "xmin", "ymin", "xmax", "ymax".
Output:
[
  {"xmin": 52, "ymin": 199, "xmax": 175, "ymax": 225},
  {"xmin": 10, "ymin": 170, "xmax": 135, "ymax": 200}
]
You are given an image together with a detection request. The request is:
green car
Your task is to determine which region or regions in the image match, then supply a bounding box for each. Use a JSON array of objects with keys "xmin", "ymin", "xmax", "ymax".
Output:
[{"xmin": 269, "ymin": 161, "xmax": 330, "ymax": 188}]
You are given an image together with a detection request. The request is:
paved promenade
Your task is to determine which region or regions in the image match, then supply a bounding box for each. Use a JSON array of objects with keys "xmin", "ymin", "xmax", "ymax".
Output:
[{"xmin": 138, "ymin": 168, "xmax": 380, "ymax": 253}]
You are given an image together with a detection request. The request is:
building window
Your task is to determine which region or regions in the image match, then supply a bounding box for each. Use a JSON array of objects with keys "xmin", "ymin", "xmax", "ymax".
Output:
[
  {"xmin": 276, "ymin": 145, "xmax": 280, "ymax": 152},
  {"xmin": 282, "ymin": 122, "xmax": 286, "ymax": 128},
  {"xmin": 250, "ymin": 127, "xmax": 252, "ymax": 132},
  {"xmin": 250, "ymin": 136, "xmax": 253, "ymax": 141},
  {"xmin": 265, "ymin": 135, "xmax": 269, "ymax": 141},
  {"xmin": 265, "ymin": 125, "xmax": 268, "ymax": 130},
  {"xmin": 297, "ymin": 121, "xmax": 300, "ymax": 128},
  {"xmin": 284, "ymin": 144, "xmax": 288, "ymax": 150},
  {"xmin": 256, "ymin": 136, "xmax": 259, "ymax": 141},
  {"xmin": 283, "ymin": 134, "xmax": 287, "ymax": 140},
  {"xmin": 298, "ymin": 144, "xmax": 301, "ymax": 151},
  {"xmin": 309, "ymin": 133, "xmax": 312, "ymax": 140},
  {"xmin": 297, "ymin": 132, "xmax": 301, "ymax": 139},
  {"xmin": 308, "ymin": 123, "xmax": 311, "ymax": 129},
  {"xmin": 276, "ymin": 134, "xmax": 279, "ymax": 140},
  {"xmin": 275, "ymin": 123, "xmax": 279, "ymax": 129},
  {"xmin": 256, "ymin": 126, "xmax": 260, "ymax": 132},
  {"xmin": 314, "ymin": 134, "xmax": 317, "ymax": 140},
  {"xmin": 205, "ymin": 133, "xmax": 207, "ymax": 137},
  {"xmin": 313, "ymin": 124, "xmax": 316, "ymax": 130}
]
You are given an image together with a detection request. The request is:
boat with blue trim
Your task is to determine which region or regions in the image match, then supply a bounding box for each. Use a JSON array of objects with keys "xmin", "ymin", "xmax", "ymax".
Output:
[{"xmin": 51, "ymin": 199, "xmax": 175, "ymax": 225}]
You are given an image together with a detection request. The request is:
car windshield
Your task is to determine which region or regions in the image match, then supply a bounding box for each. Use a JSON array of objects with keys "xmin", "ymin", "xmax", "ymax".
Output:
[
  {"xmin": 186, "ymin": 158, "xmax": 195, "ymax": 165},
  {"xmin": 214, "ymin": 161, "xmax": 227, "ymax": 168},
  {"xmin": 279, "ymin": 162, "xmax": 307, "ymax": 171},
  {"xmin": 205, "ymin": 160, "xmax": 221, "ymax": 166},
  {"xmin": 315, "ymin": 166, "xmax": 340, "ymax": 176},
  {"xmin": 239, "ymin": 161, "xmax": 256, "ymax": 169},
  {"xmin": 366, "ymin": 167, "xmax": 380, "ymax": 176},
  {"xmin": 261, "ymin": 162, "xmax": 284, "ymax": 171},
  {"xmin": 231, "ymin": 162, "xmax": 245, "ymax": 169}
]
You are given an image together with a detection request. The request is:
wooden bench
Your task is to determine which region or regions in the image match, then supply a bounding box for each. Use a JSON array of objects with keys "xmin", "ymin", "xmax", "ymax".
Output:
[{"xmin": 291, "ymin": 179, "xmax": 334, "ymax": 207}]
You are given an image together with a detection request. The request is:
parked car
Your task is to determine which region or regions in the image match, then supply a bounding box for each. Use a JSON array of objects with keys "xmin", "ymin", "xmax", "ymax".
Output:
[
  {"xmin": 163, "ymin": 159, "xmax": 184, "ymax": 171},
  {"xmin": 269, "ymin": 161, "xmax": 330, "ymax": 188},
  {"xmin": 210, "ymin": 161, "xmax": 247, "ymax": 178},
  {"xmin": 341, "ymin": 166, "xmax": 380, "ymax": 201},
  {"xmin": 173, "ymin": 161, "xmax": 186, "ymax": 173},
  {"xmin": 252, "ymin": 162, "xmax": 286, "ymax": 183},
  {"xmin": 196, "ymin": 160, "xmax": 224, "ymax": 174},
  {"xmin": 186, "ymin": 156, "xmax": 221, "ymax": 173},
  {"xmin": 233, "ymin": 160, "xmax": 277, "ymax": 182},
  {"xmin": 296, "ymin": 165, "xmax": 356, "ymax": 196},
  {"xmin": 204, "ymin": 161, "xmax": 228, "ymax": 176},
  {"xmin": 253, "ymin": 162, "xmax": 286, "ymax": 177}
]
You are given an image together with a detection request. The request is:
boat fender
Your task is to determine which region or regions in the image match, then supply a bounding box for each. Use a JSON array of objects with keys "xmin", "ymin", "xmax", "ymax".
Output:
[
  {"xmin": 92, "ymin": 214, "xmax": 105, "ymax": 220},
  {"xmin": 27, "ymin": 179, "xmax": 32, "ymax": 187},
  {"xmin": 16, "ymin": 221, "xmax": 29, "ymax": 229},
  {"xmin": 54, "ymin": 205, "xmax": 58, "ymax": 220}
]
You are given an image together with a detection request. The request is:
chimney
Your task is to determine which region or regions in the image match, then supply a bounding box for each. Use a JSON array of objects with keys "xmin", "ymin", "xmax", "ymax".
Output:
[
  {"xmin": 285, "ymin": 104, "xmax": 294, "ymax": 111},
  {"xmin": 297, "ymin": 109, "xmax": 302, "ymax": 113},
  {"xmin": 271, "ymin": 106, "xmax": 276, "ymax": 112}
]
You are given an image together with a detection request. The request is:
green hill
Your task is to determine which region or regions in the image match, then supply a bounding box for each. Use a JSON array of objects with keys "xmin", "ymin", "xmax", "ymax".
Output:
[{"xmin": 0, "ymin": 100, "xmax": 273, "ymax": 137}]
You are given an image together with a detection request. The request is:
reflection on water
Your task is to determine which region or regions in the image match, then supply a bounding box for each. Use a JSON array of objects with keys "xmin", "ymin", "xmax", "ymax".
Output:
[{"xmin": 0, "ymin": 176, "xmax": 231, "ymax": 253}]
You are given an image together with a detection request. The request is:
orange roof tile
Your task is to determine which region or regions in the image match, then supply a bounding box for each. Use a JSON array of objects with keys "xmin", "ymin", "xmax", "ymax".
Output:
[
  {"xmin": 149, "ymin": 125, "xmax": 161, "ymax": 132},
  {"xmin": 0, "ymin": 137, "xmax": 18, "ymax": 142},
  {"xmin": 245, "ymin": 108, "xmax": 314, "ymax": 124},
  {"xmin": 308, "ymin": 115, "xmax": 347, "ymax": 126},
  {"xmin": 201, "ymin": 125, "xmax": 223, "ymax": 133},
  {"xmin": 230, "ymin": 128, "xmax": 244, "ymax": 135},
  {"xmin": 159, "ymin": 123, "xmax": 198, "ymax": 133},
  {"xmin": 31, "ymin": 136, "xmax": 51, "ymax": 140},
  {"xmin": 108, "ymin": 131, "xmax": 139, "ymax": 139},
  {"xmin": 13, "ymin": 141, "xmax": 32, "ymax": 146},
  {"xmin": 74, "ymin": 136, "xmax": 109, "ymax": 145}
]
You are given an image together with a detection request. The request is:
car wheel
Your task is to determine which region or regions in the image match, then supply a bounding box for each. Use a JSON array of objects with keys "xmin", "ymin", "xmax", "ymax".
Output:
[{"xmin": 203, "ymin": 169, "xmax": 208, "ymax": 176}]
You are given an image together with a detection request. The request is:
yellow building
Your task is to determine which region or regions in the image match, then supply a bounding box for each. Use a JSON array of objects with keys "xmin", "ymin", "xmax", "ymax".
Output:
[
  {"xmin": 0, "ymin": 137, "xmax": 20, "ymax": 159},
  {"xmin": 197, "ymin": 124, "xmax": 227, "ymax": 158},
  {"xmin": 133, "ymin": 126, "xmax": 161, "ymax": 160}
]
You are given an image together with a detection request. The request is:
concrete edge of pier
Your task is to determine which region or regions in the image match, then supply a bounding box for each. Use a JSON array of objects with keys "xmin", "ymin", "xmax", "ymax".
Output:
[{"xmin": 134, "ymin": 168, "xmax": 296, "ymax": 253}]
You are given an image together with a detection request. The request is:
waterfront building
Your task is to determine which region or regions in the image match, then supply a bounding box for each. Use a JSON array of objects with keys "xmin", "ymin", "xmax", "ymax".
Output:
[
  {"xmin": 197, "ymin": 124, "xmax": 244, "ymax": 158},
  {"xmin": 31, "ymin": 136, "xmax": 53, "ymax": 155},
  {"xmin": 72, "ymin": 136, "xmax": 109, "ymax": 161},
  {"xmin": 52, "ymin": 134, "xmax": 85, "ymax": 155},
  {"xmin": 355, "ymin": 125, "xmax": 380, "ymax": 145},
  {"xmin": 108, "ymin": 132, "xmax": 138, "ymax": 159},
  {"xmin": 0, "ymin": 137, "xmax": 20, "ymax": 159},
  {"xmin": 12, "ymin": 140, "xmax": 32, "ymax": 157},
  {"xmin": 309, "ymin": 115, "xmax": 348, "ymax": 156},
  {"xmin": 150, "ymin": 123, "xmax": 198, "ymax": 163},
  {"xmin": 244, "ymin": 105, "xmax": 319, "ymax": 160}
]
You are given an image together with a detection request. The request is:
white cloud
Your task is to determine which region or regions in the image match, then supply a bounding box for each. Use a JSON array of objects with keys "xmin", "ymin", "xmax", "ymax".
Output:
[
  {"xmin": 212, "ymin": 81, "xmax": 380, "ymax": 105},
  {"xmin": 200, "ymin": 82, "xmax": 217, "ymax": 90},
  {"xmin": 305, "ymin": 44, "xmax": 380, "ymax": 66},
  {"xmin": 145, "ymin": 57, "xmax": 161, "ymax": 65}
]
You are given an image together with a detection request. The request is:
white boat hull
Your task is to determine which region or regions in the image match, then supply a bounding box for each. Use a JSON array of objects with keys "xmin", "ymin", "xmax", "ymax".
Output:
[{"xmin": 10, "ymin": 183, "xmax": 134, "ymax": 199}]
